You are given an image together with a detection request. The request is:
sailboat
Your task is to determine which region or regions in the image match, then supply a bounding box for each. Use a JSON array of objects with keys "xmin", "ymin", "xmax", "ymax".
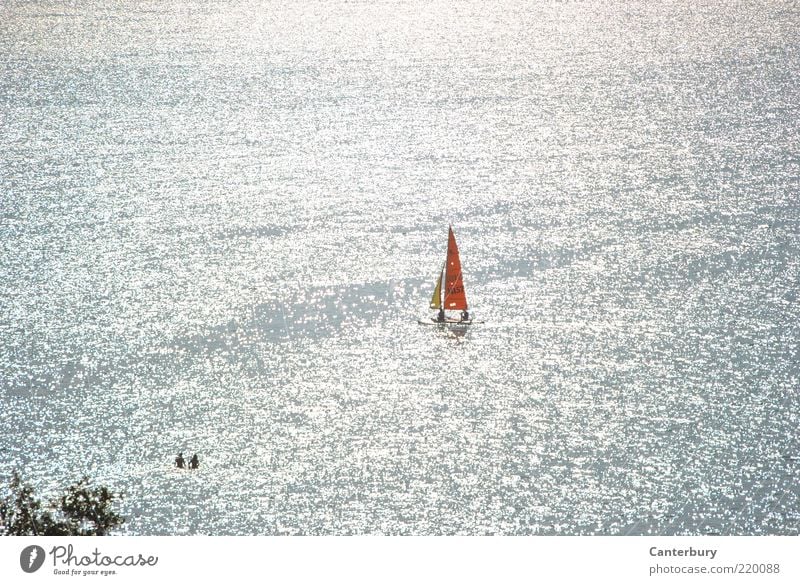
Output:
[{"xmin": 418, "ymin": 227, "xmax": 480, "ymax": 326}]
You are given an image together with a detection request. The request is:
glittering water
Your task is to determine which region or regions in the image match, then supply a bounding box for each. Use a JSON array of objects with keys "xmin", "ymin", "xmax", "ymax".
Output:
[{"xmin": 1, "ymin": 0, "xmax": 799, "ymax": 535}]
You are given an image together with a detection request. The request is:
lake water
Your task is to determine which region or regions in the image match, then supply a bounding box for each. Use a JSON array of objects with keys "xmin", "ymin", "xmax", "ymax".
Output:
[{"xmin": 1, "ymin": 0, "xmax": 798, "ymax": 535}]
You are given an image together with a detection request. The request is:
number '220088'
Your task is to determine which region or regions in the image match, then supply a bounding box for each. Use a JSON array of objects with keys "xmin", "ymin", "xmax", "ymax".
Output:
[{"xmin": 736, "ymin": 563, "xmax": 780, "ymax": 574}]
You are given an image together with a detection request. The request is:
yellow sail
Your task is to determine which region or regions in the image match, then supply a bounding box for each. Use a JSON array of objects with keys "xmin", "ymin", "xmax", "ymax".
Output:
[{"xmin": 429, "ymin": 267, "xmax": 443, "ymax": 309}]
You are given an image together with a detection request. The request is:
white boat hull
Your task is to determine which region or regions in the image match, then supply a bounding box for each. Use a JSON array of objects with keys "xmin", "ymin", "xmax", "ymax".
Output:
[{"xmin": 417, "ymin": 318, "xmax": 482, "ymax": 326}]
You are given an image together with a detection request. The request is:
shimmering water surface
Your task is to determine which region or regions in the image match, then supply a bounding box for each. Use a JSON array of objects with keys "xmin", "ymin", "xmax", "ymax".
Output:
[{"xmin": 1, "ymin": 1, "xmax": 799, "ymax": 535}]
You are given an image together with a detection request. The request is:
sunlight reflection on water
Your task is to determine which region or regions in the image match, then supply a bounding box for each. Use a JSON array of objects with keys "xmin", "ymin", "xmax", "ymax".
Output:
[{"xmin": 1, "ymin": 0, "xmax": 799, "ymax": 535}]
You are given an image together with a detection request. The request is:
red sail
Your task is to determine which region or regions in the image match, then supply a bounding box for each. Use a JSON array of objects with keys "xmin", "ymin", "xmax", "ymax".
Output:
[{"xmin": 444, "ymin": 227, "xmax": 468, "ymax": 310}]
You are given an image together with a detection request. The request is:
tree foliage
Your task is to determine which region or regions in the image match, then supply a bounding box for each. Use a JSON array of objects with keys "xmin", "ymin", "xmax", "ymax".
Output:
[{"xmin": 0, "ymin": 471, "xmax": 124, "ymax": 536}]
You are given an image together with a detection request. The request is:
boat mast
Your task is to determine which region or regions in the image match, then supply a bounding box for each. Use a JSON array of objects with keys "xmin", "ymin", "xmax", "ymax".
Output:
[{"xmin": 443, "ymin": 229, "xmax": 449, "ymax": 314}]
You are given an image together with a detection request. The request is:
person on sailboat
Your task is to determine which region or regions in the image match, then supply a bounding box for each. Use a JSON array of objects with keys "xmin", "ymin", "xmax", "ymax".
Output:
[
  {"xmin": 175, "ymin": 452, "xmax": 185, "ymax": 469},
  {"xmin": 437, "ymin": 308, "xmax": 445, "ymax": 323},
  {"xmin": 189, "ymin": 453, "xmax": 199, "ymax": 470},
  {"xmin": 461, "ymin": 310, "xmax": 469, "ymax": 322}
]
